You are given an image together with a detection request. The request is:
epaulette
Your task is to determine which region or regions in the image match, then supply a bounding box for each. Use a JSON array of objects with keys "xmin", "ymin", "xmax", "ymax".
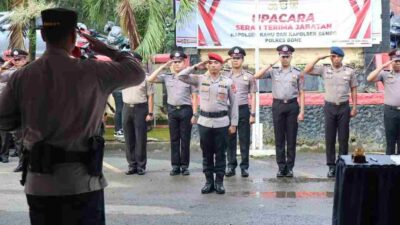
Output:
[
  {"xmin": 293, "ymin": 67, "xmax": 301, "ymax": 71},
  {"xmin": 344, "ymin": 64, "xmax": 355, "ymax": 70},
  {"xmin": 383, "ymin": 69, "xmax": 391, "ymax": 72},
  {"xmin": 272, "ymin": 66, "xmax": 280, "ymax": 70},
  {"xmin": 164, "ymin": 72, "xmax": 173, "ymax": 76},
  {"xmin": 322, "ymin": 63, "xmax": 331, "ymax": 67}
]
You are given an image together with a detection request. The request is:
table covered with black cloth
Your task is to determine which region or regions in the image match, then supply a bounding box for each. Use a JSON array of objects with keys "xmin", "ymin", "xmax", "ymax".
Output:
[{"xmin": 333, "ymin": 155, "xmax": 400, "ymax": 225}]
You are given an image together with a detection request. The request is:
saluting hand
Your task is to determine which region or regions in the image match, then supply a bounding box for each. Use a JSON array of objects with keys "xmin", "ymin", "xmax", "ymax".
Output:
[
  {"xmin": 193, "ymin": 60, "xmax": 209, "ymax": 70},
  {"xmin": 318, "ymin": 55, "xmax": 330, "ymax": 60},
  {"xmin": 79, "ymin": 32, "xmax": 116, "ymax": 56},
  {"xmin": 382, "ymin": 59, "xmax": 394, "ymax": 68}
]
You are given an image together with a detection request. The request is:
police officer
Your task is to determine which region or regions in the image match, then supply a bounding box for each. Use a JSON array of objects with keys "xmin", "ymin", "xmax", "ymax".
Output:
[
  {"xmin": 224, "ymin": 46, "xmax": 257, "ymax": 177},
  {"xmin": 147, "ymin": 49, "xmax": 198, "ymax": 176},
  {"xmin": 178, "ymin": 52, "xmax": 238, "ymax": 194},
  {"xmin": 0, "ymin": 49, "xmax": 29, "ymax": 169},
  {"xmin": 0, "ymin": 8, "xmax": 145, "ymax": 225},
  {"xmin": 254, "ymin": 44, "xmax": 305, "ymax": 178},
  {"xmin": 367, "ymin": 49, "xmax": 400, "ymax": 154},
  {"xmin": 304, "ymin": 46, "xmax": 358, "ymax": 178},
  {"xmin": 122, "ymin": 53, "xmax": 154, "ymax": 176}
]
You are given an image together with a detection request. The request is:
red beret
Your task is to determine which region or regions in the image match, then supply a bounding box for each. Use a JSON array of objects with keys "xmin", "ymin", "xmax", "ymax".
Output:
[{"xmin": 208, "ymin": 52, "xmax": 223, "ymax": 64}]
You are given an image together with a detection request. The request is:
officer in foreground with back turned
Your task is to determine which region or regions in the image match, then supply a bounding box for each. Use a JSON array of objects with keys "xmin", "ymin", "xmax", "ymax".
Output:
[
  {"xmin": 304, "ymin": 46, "xmax": 358, "ymax": 178},
  {"xmin": 254, "ymin": 44, "xmax": 305, "ymax": 178},
  {"xmin": 0, "ymin": 8, "xmax": 145, "ymax": 225},
  {"xmin": 178, "ymin": 52, "xmax": 238, "ymax": 194}
]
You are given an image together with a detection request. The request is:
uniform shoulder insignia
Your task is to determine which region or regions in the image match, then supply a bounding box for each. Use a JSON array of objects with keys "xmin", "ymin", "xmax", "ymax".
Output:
[
  {"xmin": 272, "ymin": 66, "xmax": 280, "ymax": 70},
  {"xmin": 164, "ymin": 72, "xmax": 173, "ymax": 76},
  {"xmin": 383, "ymin": 69, "xmax": 391, "ymax": 72},
  {"xmin": 293, "ymin": 67, "xmax": 301, "ymax": 71},
  {"xmin": 244, "ymin": 70, "xmax": 254, "ymax": 76},
  {"xmin": 345, "ymin": 64, "xmax": 354, "ymax": 70},
  {"xmin": 322, "ymin": 63, "xmax": 331, "ymax": 67}
]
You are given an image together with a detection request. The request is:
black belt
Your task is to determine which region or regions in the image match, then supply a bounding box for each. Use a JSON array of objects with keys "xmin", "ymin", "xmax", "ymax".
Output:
[
  {"xmin": 239, "ymin": 104, "xmax": 250, "ymax": 109},
  {"xmin": 325, "ymin": 101, "xmax": 349, "ymax": 106},
  {"xmin": 200, "ymin": 110, "xmax": 228, "ymax": 118},
  {"xmin": 125, "ymin": 102, "xmax": 147, "ymax": 108},
  {"xmin": 385, "ymin": 104, "xmax": 400, "ymax": 111},
  {"xmin": 168, "ymin": 104, "xmax": 191, "ymax": 110},
  {"xmin": 273, "ymin": 98, "xmax": 297, "ymax": 104}
]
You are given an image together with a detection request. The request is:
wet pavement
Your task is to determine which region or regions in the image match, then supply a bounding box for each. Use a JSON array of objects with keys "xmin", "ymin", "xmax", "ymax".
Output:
[{"xmin": 0, "ymin": 146, "xmax": 336, "ymax": 225}]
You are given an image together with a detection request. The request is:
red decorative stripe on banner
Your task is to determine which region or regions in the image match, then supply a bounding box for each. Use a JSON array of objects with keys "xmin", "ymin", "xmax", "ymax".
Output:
[
  {"xmin": 198, "ymin": 0, "xmax": 221, "ymax": 46},
  {"xmin": 364, "ymin": 23, "xmax": 371, "ymax": 38},
  {"xmin": 349, "ymin": 0, "xmax": 371, "ymax": 39},
  {"xmin": 349, "ymin": 0, "xmax": 360, "ymax": 13},
  {"xmin": 198, "ymin": 26, "xmax": 206, "ymax": 46}
]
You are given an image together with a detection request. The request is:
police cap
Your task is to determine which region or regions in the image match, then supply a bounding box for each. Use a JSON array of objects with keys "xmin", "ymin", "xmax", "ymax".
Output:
[
  {"xmin": 11, "ymin": 49, "xmax": 28, "ymax": 58},
  {"xmin": 41, "ymin": 8, "xmax": 77, "ymax": 31},
  {"xmin": 228, "ymin": 46, "xmax": 246, "ymax": 57},
  {"xmin": 170, "ymin": 50, "xmax": 187, "ymax": 60},
  {"xmin": 276, "ymin": 44, "xmax": 295, "ymax": 56},
  {"xmin": 388, "ymin": 49, "xmax": 400, "ymax": 60},
  {"xmin": 330, "ymin": 46, "xmax": 345, "ymax": 57}
]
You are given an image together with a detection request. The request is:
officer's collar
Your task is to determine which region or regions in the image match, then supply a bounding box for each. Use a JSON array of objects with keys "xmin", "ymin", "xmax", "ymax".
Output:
[
  {"xmin": 279, "ymin": 66, "xmax": 292, "ymax": 73},
  {"xmin": 229, "ymin": 68, "xmax": 244, "ymax": 77},
  {"xmin": 330, "ymin": 64, "xmax": 344, "ymax": 71},
  {"xmin": 207, "ymin": 72, "xmax": 223, "ymax": 82},
  {"xmin": 43, "ymin": 46, "xmax": 71, "ymax": 57}
]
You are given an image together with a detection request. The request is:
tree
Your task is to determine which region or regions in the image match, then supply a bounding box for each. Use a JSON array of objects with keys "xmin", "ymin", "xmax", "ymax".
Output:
[
  {"xmin": 82, "ymin": 0, "xmax": 195, "ymax": 59},
  {"xmin": 8, "ymin": 0, "xmax": 54, "ymax": 60}
]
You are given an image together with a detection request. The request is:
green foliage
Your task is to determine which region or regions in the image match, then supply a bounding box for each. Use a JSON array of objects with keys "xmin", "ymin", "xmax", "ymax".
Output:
[{"xmin": 0, "ymin": 0, "xmax": 13, "ymax": 11}]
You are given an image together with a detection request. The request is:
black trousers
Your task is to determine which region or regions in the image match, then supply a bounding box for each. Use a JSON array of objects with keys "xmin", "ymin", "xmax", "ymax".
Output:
[
  {"xmin": 0, "ymin": 131, "xmax": 12, "ymax": 160},
  {"xmin": 168, "ymin": 105, "xmax": 193, "ymax": 169},
  {"xmin": 272, "ymin": 100, "xmax": 299, "ymax": 171},
  {"xmin": 384, "ymin": 105, "xmax": 400, "ymax": 155},
  {"xmin": 324, "ymin": 102, "xmax": 350, "ymax": 166},
  {"xmin": 122, "ymin": 103, "xmax": 148, "ymax": 170},
  {"xmin": 26, "ymin": 189, "xmax": 105, "ymax": 225},
  {"xmin": 227, "ymin": 105, "xmax": 250, "ymax": 170},
  {"xmin": 198, "ymin": 125, "xmax": 228, "ymax": 174}
]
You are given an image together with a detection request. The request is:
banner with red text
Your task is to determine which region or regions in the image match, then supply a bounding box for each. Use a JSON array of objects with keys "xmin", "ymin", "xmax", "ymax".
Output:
[{"xmin": 177, "ymin": 0, "xmax": 381, "ymax": 48}]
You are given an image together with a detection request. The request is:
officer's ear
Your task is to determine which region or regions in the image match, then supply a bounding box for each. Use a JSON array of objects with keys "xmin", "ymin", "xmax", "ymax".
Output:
[{"xmin": 40, "ymin": 29, "xmax": 48, "ymax": 42}]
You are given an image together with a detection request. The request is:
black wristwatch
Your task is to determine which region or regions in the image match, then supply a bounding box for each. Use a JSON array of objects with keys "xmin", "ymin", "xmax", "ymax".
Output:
[
  {"xmin": 193, "ymin": 112, "xmax": 199, "ymax": 118},
  {"xmin": 148, "ymin": 113, "xmax": 153, "ymax": 116},
  {"xmin": 250, "ymin": 113, "xmax": 256, "ymax": 117}
]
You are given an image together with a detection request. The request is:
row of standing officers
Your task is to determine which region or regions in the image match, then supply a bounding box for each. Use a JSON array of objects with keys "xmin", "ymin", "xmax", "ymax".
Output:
[{"xmin": 148, "ymin": 44, "xmax": 400, "ymax": 194}]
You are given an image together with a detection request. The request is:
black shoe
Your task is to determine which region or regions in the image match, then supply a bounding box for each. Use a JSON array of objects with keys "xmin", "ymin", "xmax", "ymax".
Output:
[
  {"xmin": 181, "ymin": 168, "xmax": 190, "ymax": 176},
  {"xmin": 241, "ymin": 169, "xmax": 249, "ymax": 177},
  {"xmin": 13, "ymin": 165, "xmax": 23, "ymax": 173},
  {"xmin": 225, "ymin": 168, "xmax": 235, "ymax": 177},
  {"xmin": 10, "ymin": 151, "xmax": 18, "ymax": 157},
  {"xmin": 170, "ymin": 168, "xmax": 181, "ymax": 176},
  {"xmin": 201, "ymin": 182, "xmax": 214, "ymax": 194},
  {"xmin": 214, "ymin": 183, "xmax": 225, "ymax": 194},
  {"xmin": 1, "ymin": 157, "xmax": 9, "ymax": 163},
  {"xmin": 125, "ymin": 168, "xmax": 137, "ymax": 175},
  {"xmin": 327, "ymin": 167, "xmax": 335, "ymax": 178},
  {"xmin": 276, "ymin": 169, "xmax": 286, "ymax": 178},
  {"xmin": 137, "ymin": 168, "xmax": 145, "ymax": 175},
  {"xmin": 286, "ymin": 169, "xmax": 294, "ymax": 177}
]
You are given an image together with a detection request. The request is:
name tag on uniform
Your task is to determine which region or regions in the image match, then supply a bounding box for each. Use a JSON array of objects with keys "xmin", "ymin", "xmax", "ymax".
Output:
[{"xmin": 201, "ymin": 86, "xmax": 209, "ymax": 92}]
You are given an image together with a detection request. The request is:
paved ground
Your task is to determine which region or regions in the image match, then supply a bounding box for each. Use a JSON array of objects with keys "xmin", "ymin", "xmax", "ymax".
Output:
[{"xmin": 0, "ymin": 145, "xmax": 336, "ymax": 225}]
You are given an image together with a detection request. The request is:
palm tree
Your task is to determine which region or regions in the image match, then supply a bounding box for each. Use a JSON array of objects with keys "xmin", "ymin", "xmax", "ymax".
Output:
[
  {"xmin": 8, "ymin": 0, "xmax": 54, "ymax": 60},
  {"xmin": 82, "ymin": 0, "xmax": 195, "ymax": 59}
]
